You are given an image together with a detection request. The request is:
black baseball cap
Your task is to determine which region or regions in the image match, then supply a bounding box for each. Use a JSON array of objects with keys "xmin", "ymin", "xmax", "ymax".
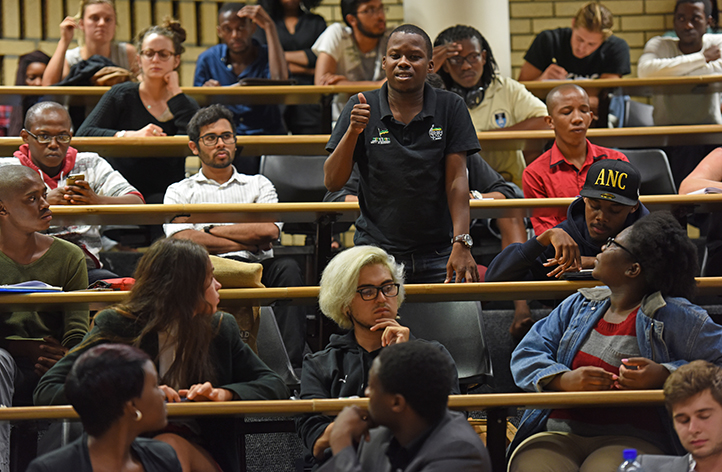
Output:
[{"xmin": 580, "ymin": 159, "xmax": 641, "ymax": 206}]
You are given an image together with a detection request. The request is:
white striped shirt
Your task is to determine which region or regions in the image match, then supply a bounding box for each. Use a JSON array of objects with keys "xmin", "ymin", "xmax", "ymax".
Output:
[{"xmin": 163, "ymin": 167, "xmax": 282, "ymax": 261}]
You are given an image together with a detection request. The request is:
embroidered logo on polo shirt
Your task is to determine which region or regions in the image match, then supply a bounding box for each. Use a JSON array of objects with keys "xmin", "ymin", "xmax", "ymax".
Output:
[
  {"xmin": 429, "ymin": 125, "xmax": 443, "ymax": 141},
  {"xmin": 370, "ymin": 128, "xmax": 390, "ymax": 145},
  {"xmin": 494, "ymin": 111, "xmax": 508, "ymax": 128}
]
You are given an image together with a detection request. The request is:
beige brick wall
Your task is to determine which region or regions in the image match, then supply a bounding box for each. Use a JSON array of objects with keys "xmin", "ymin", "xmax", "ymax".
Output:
[
  {"xmin": 0, "ymin": 0, "xmax": 405, "ymax": 86},
  {"xmin": 2, "ymin": 0, "xmax": 676, "ymax": 85},
  {"xmin": 509, "ymin": 0, "xmax": 677, "ymax": 78}
]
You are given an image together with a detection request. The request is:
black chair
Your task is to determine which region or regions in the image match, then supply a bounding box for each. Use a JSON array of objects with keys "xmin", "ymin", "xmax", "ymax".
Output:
[
  {"xmin": 259, "ymin": 154, "xmax": 329, "ymax": 236},
  {"xmin": 259, "ymin": 155, "xmax": 328, "ymax": 205},
  {"xmin": 624, "ymin": 99, "xmax": 655, "ymax": 127},
  {"xmin": 397, "ymin": 301, "xmax": 492, "ymax": 391},
  {"xmin": 617, "ymin": 148, "xmax": 677, "ymax": 195},
  {"xmin": 257, "ymin": 307, "xmax": 300, "ymax": 392}
]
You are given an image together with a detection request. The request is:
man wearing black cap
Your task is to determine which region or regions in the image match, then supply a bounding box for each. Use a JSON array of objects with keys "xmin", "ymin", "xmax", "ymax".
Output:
[{"xmin": 486, "ymin": 159, "xmax": 649, "ymax": 282}]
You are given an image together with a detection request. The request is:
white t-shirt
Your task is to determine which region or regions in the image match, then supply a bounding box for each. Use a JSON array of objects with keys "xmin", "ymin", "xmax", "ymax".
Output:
[
  {"xmin": 638, "ymin": 34, "xmax": 722, "ymax": 125},
  {"xmin": 312, "ymin": 23, "xmax": 389, "ymax": 118}
]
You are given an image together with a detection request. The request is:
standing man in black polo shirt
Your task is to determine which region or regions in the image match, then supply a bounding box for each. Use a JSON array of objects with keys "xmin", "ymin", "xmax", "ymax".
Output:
[{"xmin": 324, "ymin": 24, "xmax": 480, "ymax": 283}]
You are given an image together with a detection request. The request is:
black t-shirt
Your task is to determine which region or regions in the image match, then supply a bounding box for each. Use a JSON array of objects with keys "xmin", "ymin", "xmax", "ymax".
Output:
[
  {"xmin": 253, "ymin": 12, "xmax": 327, "ymax": 85},
  {"xmin": 524, "ymin": 27, "xmax": 630, "ymax": 79},
  {"xmin": 326, "ymin": 83, "xmax": 480, "ymax": 255}
]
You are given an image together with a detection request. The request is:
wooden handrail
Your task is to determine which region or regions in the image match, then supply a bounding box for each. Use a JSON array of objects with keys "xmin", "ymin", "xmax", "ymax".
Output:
[
  {"xmin": 0, "ymin": 124, "xmax": 721, "ymax": 157},
  {"xmin": 0, "ymin": 390, "xmax": 664, "ymax": 421},
  {"xmin": 1, "ymin": 278, "xmax": 721, "ymax": 309}
]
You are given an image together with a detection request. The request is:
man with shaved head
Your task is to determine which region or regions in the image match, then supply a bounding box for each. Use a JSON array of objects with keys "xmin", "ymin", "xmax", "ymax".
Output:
[
  {"xmin": 522, "ymin": 84, "xmax": 629, "ymax": 234},
  {"xmin": 0, "ymin": 101, "xmax": 144, "ymax": 283},
  {"xmin": 0, "ymin": 166, "xmax": 88, "ymax": 469}
]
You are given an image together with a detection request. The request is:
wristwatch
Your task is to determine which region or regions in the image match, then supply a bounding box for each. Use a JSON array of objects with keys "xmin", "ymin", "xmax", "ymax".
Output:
[
  {"xmin": 452, "ymin": 233, "xmax": 473, "ymax": 249},
  {"xmin": 203, "ymin": 225, "xmax": 215, "ymax": 234}
]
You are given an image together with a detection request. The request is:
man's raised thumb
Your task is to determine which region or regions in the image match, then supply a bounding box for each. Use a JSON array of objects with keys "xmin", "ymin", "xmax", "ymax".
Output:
[{"xmin": 357, "ymin": 93, "xmax": 367, "ymax": 104}]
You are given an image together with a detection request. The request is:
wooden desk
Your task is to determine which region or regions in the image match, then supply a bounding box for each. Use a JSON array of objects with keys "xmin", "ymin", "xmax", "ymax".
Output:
[
  {"xmin": 0, "ymin": 136, "xmax": 330, "ymax": 158},
  {"xmin": 1, "ymin": 124, "xmax": 719, "ymax": 158},
  {"xmin": 0, "ymin": 391, "xmax": 664, "ymax": 472},
  {"xmin": 2, "ymin": 278, "xmax": 721, "ymax": 311},
  {"xmin": 520, "ymin": 75, "xmax": 722, "ymax": 99},
  {"xmin": 43, "ymin": 194, "xmax": 722, "ymax": 227}
]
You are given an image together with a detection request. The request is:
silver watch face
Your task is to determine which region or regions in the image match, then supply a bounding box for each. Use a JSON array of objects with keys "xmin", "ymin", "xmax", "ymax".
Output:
[{"xmin": 453, "ymin": 234, "xmax": 473, "ymax": 248}]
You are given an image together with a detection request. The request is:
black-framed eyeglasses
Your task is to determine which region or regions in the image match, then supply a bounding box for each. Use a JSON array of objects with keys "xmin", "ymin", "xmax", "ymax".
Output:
[
  {"xmin": 604, "ymin": 237, "xmax": 637, "ymax": 260},
  {"xmin": 447, "ymin": 51, "xmax": 484, "ymax": 67},
  {"xmin": 199, "ymin": 132, "xmax": 236, "ymax": 147},
  {"xmin": 24, "ymin": 130, "xmax": 71, "ymax": 144},
  {"xmin": 356, "ymin": 283, "xmax": 400, "ymax": 301},
  {"xmin": 140, "ymin": 49, "xmax": 175, "ymax": 60},
  {"xmin": 355, "ymin": 5, "xmax": 388, "ymax": 16}
]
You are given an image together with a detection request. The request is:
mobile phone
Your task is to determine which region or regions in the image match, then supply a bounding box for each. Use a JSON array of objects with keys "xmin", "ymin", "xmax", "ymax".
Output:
[
  {"xmin": 561, "ymin": 269, "xmax": 595, "ymax": 280},
  {"xmin": 66, "ymin": 174, "xmax": 85, "ymax": 186}
]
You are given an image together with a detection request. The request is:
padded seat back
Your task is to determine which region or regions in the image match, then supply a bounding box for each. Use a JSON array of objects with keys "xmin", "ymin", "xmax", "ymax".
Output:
[
  {"xmin": 258, "ymin": 306, "xmax": 300, "ymax": 391},
  {"xmin": 398, "ymin": 301, "xmax": 492, "ymax": 388},
  {"xmin": 617, "ymin": 148, "xmax": 677, "ymax": 195},
  {"xmin": 259, "ymin": 155, "xmax": 328, "ymax": 203}
]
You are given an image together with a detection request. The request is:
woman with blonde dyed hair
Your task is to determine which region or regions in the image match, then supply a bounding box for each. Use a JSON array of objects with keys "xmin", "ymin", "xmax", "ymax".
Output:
[
  {"xmin": 518, "ymin": 1, "xmax": 630, "ymax": 81},
  {"xmin": 298, "ymin": 245, "xmax": 459, "ymax": 467},
  {"xmin": 318, "ymin": 245, "xmax": 405, "ymax": 329}
]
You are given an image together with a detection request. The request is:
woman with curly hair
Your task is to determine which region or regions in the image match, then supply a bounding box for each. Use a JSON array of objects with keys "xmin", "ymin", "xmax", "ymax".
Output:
[
  {"xmin": 35, "ymin": 238, "xmax": 288, "ymax": 472},
  {"xmin": 508, "ymin": 211, "xmax": 722, "ymax": 471},
  {"xmin": 76, "ymin": 18, "xmax": 199, "ymax": 202}
]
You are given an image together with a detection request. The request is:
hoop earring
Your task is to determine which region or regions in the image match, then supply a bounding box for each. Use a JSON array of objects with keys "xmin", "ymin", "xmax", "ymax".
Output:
[{"xmin": 134, "ymin": 409, "xmax": 143, "ymax": 422}]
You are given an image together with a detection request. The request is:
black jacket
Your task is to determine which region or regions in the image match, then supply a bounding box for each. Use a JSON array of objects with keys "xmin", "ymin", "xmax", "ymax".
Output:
[{"xmin": 296, "ymin": 331, "xmax": 460, "ymax": 465}]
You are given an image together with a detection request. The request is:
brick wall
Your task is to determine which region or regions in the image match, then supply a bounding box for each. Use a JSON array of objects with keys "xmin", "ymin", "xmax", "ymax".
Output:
[
  {"xmin": 314, "ymin": 0, "xmax": 404, "ymax": 28},
  {"xmin": 0, "ymin": 0, "xmax": 405, "ymax": 86},
  {"xmin": 508, "ymin": 0, "xmax": 677, "ymax": 78}
]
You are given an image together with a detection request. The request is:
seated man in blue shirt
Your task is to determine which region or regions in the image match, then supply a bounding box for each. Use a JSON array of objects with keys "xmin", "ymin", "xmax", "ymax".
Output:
[{"xmin": 194, "ymin": 2, "xmax": 288, "ymax": 140}]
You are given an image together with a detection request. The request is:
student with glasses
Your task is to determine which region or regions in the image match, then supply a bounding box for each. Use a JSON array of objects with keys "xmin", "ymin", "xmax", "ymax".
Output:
[
  {"xmin": 434, "ymin": 25, "xmax": 549, "ymax": 189},
  {"xmin": 296, "ymin": 245, "xmax": 460, "ymax": 468},
  {"xmin": 76, "ymin": 18, "xmax": 199, "ymax": 203},
  {"xmin": 508, "ymin": 210, "xmax": 722, "ymax": 472},
  {"xmin": 312, "ymin": 0, "xmax": 390, "ymax": 118},
  {"xmin": 163, "ymin": 104, "xmax": 308, "ymax": 371}
]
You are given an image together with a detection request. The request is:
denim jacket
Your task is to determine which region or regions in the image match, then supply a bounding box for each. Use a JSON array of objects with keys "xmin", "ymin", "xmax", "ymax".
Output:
[{"xmin": 509, "ymin": 287, "xmax": 722, "ymax": 454}]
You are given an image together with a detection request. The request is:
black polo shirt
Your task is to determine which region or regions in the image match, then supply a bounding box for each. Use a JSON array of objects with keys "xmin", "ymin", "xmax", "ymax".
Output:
[{"xmin": 327, "ymin": 83, "xmax": 480, "ymax": 256}]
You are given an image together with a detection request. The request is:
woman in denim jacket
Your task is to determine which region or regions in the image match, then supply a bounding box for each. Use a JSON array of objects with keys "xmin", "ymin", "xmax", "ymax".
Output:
[{"xmin": 509, "ymin": 211, "xmax": 722, "ymax": 472}]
